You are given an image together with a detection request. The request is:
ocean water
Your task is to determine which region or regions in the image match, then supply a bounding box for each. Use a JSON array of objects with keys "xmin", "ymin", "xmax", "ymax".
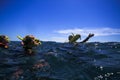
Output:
[{"xmin": 0, "ymin": 41, "xmax": 120, "ymax": 80}]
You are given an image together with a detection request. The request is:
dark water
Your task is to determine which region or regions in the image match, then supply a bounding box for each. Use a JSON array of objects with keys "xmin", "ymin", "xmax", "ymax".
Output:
[{"xmin": 0, "ymin": 41, "xmax": 120, "ymax": 80}]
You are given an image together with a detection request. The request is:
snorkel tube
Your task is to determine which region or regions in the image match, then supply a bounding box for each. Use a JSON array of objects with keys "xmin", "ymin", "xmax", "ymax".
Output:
[{"xmin": 17, "ymin": 35, "xmax": 23, "ymax": 40}]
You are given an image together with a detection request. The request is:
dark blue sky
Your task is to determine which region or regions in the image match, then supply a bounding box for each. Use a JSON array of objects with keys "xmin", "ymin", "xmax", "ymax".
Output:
[{"xmin": 0, "ymin": 0, "xmax": 120, "ymax": 42}]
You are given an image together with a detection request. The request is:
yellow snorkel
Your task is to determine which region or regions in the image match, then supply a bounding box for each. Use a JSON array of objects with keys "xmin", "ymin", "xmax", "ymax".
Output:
[{"xmin": 17, "ymin": 35, "xmax": 23, "ymax": 40}]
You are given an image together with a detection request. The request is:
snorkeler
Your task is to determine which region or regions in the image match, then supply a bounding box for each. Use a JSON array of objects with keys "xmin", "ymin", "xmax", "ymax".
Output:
[
  {"xmin": 17, "ymin": 35, "xmax": 41, "ymax": 55},
  {"xmin": 0, "ymin": 35, "xmax": 10, "ymax": 48},
  {"xmin": 68, "ymin": 33, "xmax": 81, "ymax": 43},
  {"xmin": 68, "ymin": 33, "xmax": 94, "ymax": 43}
]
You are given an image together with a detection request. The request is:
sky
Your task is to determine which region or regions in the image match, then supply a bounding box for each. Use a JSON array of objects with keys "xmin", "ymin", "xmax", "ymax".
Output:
[{"xmin": 0, "ymin": 0, "xmax": 120, "ymax": 42}]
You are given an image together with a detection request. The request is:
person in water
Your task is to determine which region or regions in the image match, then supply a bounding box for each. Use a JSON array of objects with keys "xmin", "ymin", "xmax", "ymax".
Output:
[
  {"xmin": 17, "ymin": 35, "xmax": 41, "ymax": 55},
  {"xmin": 68, "ymin": 33, "xmax": 94, "ymax": 43},
  {"xmin": 0, "ymin": 35, "xmax": 10, "ymax": 48}
]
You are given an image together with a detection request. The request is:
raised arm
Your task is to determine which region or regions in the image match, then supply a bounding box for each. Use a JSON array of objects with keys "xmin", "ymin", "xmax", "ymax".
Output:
[{"xmin": 81, "ymin": 33, "xmax": 94, "ymax": 43}]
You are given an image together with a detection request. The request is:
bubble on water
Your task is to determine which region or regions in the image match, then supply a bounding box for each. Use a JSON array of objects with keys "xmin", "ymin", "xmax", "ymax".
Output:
[
  {"xmin": 110, "ymin": 72, "xmax": 113, "ymax": 75},
  {"xmin": 94, "ymin": 75, "xmax": 104, "ymax": 80},
  {"xmin": 104, "ymin": 72, "xmax": 114, "ymax": 77},
  {"xmin": 98, "ymin": 75, "xmax": 103, "ymax": 79},
  {"xmin": 94, "ymin": 72, "xmax": 115, "ymax": 80},
  {"xmin": 100, "ymin": 66, "xmax": 103, "ymax": 71}
]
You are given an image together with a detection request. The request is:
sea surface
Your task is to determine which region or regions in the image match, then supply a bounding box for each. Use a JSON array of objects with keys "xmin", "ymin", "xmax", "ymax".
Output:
[{"xmin": 0, "ymin": 41, "xmax": 120, "ymax": 80}]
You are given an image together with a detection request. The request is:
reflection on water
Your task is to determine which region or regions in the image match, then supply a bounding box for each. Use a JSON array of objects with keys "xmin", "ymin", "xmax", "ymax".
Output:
[{"xmin": 0, "ymin": 41, "xmax": 120, "ymax": 80}]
